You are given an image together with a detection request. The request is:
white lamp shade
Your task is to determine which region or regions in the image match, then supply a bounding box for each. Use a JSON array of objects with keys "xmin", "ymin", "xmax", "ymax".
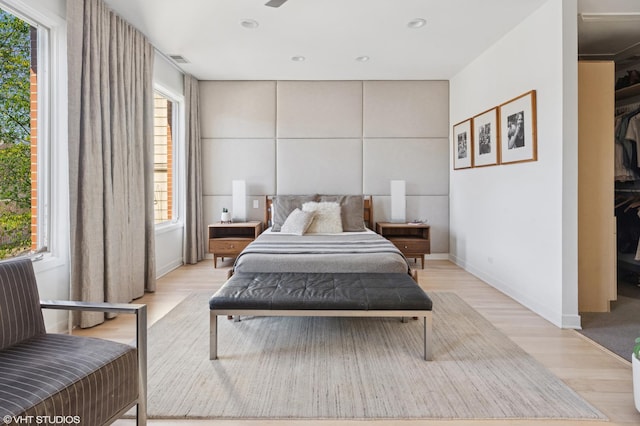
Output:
[
  {"xmin": 232, "ymin": 180, "xmax": 246, "ymax": 222},
  {"xmin": 390, "ymin": 180, "xmax": 406, "ymax": 223}
]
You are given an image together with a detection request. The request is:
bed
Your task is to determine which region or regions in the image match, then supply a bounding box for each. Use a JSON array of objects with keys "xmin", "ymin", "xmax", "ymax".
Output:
[
  {"xmin": 209, "ymin": 194, "xmax": 433, "ymax": 360},
  {"xmin": 233, "ymin": 229, "xmax": 411, "ymax": 274},
  {"xmin": 231, "ymin": 194, "xmax": 413, "ymax": 276}
]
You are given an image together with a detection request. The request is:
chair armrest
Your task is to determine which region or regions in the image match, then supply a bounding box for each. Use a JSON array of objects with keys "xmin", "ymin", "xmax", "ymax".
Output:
[
  {"xmin": 40, "ymin": 300, "xmax": 147, "ymax": 424},
  {"xmin": 40, "ymin": 299, "xmax": 145, "ymax": 314},
  {"xmin": 39, "ymin": 300, "xmax": 146, "ymax": 353}
]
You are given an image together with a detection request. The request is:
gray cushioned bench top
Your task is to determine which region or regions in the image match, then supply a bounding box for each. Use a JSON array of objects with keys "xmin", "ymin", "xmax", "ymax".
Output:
[{"xmin": 209, "ymin": 272, "xmax": 432, "ymax": 311}]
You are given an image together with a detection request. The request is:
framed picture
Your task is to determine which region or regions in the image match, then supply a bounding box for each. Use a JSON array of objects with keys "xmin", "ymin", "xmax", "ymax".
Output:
[
  {"xmin": 472, "ymin": 107, "xmax": 499, "ymax": 167},
  {"xmin": 499, "ymin": 90, "xmax": 537, "ymax": 164},
  {"xmin": 452, "ymin": 119, "xmax": 472, "ymax": 169}
]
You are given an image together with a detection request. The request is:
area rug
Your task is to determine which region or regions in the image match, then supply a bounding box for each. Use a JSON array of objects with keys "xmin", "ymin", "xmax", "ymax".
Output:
[{"xmin": 143, "ymin": 292, "xmax": 606, "ymax": 420}]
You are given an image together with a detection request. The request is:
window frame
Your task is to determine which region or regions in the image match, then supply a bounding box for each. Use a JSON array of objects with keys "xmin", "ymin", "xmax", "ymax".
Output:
[
  {"xmin": 153, "ymin": 84, "xmax": 184, "ymax": 232},
  {"xmin": 0, "ymin": 0, "xmax": 55, "ymax": 261}
]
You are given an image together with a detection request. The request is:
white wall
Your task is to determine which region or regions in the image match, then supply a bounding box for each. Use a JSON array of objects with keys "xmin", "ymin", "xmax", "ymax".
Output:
[
  {"xmin": 561, "ymin": 0, "xmax": 579, "ymax": 329},
  {"xmin": 449, "ymin": 0, "xmax": 579, "ymax": 328}
]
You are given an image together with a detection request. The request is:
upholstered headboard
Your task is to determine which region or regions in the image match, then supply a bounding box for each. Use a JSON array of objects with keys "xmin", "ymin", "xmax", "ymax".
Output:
[{"xmin": 265, "ymin": 195, "xmax": 373, "ymax": 231}]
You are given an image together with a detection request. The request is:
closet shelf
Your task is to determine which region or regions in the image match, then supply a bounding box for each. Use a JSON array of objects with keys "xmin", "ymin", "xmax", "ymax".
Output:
[{"xmin": 616, "ymin": 82, "xmax": 640, "ymax": 101}]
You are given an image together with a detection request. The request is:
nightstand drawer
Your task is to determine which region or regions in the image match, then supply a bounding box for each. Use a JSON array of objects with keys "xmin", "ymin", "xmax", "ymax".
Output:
[
  {"xmin": 376, "ymin": 222, "xmax": 430, "ymax": 269},
  {"xmin": 392, "ymin": 239, "xmax": 430, "ymax": 254},
  {"xmin": 208, "ymin": 221, "xmax": 262, "ymax": 268},
  {"xmin": 210, "ymin": 239, "xmax": 252, "ymax": 255}
]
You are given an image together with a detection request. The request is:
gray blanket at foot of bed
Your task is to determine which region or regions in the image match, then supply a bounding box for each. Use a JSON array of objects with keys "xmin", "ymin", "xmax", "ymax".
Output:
[{"xmin": 232, "ymin": 232, "xmax": 411, "ymax": 274}]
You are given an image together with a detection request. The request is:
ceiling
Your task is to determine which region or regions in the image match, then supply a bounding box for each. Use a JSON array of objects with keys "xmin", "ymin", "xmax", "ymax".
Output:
[
  {"xmin": 102, "ymin": 0, "xmax": 640, "ymax": 81},
  {"xmin": 578, "ymin": 0, "xmax": 640, "ymax": 64}
]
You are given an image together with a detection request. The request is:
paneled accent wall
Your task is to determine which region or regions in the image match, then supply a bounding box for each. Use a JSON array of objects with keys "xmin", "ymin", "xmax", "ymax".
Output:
[{"xmin": 199, "ymin": 80, "xmax": 450, "ymax": 253}]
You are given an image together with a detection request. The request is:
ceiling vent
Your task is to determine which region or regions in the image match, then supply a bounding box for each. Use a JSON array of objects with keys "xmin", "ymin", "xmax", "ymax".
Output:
[
  {"xmin": 168, "ymin": 55, "xmax": 189, "ymax": 64},
  {"xmin": 265, "ymin": 0, "xmax": 288, "ymax": 7}
]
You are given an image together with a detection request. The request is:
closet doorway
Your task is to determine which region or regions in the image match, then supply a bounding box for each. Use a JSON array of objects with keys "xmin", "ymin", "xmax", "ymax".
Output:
[
  {"xmin": 613, "ymin": 69, "xmax": 640, "ymax": 301},
  {"xmin": 577, "ymin": 59, "xmax": 640, "ymax": 360},
  {"xmin": 577, "ymin": 5, "xmax": 640, "ymax": 360}
]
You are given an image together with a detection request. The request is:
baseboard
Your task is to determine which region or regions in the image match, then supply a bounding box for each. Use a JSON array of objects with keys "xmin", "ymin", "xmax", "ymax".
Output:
[
  {"xmin": 157, "ymin": 258, "xmax": 183, "ymax": 278},
  {"xmin": 426, "ymin": 253, "xmax": 449, "ymax": 260},
  {"xmin": 448, "ymin": 254, "xmax": 568, "ymax": 329}
]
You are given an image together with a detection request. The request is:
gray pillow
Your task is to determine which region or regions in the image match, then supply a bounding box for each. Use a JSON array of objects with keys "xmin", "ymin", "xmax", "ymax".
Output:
[
  {"xmin": 280, "ymin": 208, "xmax": 315, "ymax": 235},
  {"xmin": 318, "ymin": 195, "xmax": 365, "ymax": 232},
  {"xmin": 271, "ymin": 195, "xmax": 318, "ymax": 231}
]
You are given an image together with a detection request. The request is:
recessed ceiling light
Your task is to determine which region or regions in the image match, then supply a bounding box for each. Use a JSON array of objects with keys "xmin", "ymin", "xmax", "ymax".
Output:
[
  {"xmin": 407, "ymin": 18, "xmax": 426, "ymax": 29},
  {"xmin": 355, "ymin": 56, "xmax": 370, "ymax": 62},
  {"xmin": 240, "ymin": 19, "xmax": 259, "ymax": 29},
  {"xmin": 291, "ymin": 56, "xmax": 306, "ymax": 62}
]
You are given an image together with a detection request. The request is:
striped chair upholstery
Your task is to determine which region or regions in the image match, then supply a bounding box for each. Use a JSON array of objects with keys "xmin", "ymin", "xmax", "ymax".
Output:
[
  {"xmin": 0, "ymin": 257, "xmax": 140, "ymax": 425},
  {"xmin": 0, "ymin": 257, "xmax": 46, "ymax": 350}
]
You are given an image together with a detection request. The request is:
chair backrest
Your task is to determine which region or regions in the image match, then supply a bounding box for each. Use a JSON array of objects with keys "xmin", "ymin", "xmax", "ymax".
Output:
[{"xmin": 0, "ymin": 257, "xmax": 46, "ymax": 350}]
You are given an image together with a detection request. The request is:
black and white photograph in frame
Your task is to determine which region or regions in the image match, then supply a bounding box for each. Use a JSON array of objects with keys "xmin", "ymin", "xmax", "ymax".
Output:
[
  {"xmin": 472, "ymin": 107, "xmax": 499, "ymax": 167},
  {"xmin": 453, "ymin": 118, "xmax": 472, "ymax": 169},
  {"xmin": 499, "ymin": 90, "xmax": 537, "ymax": 164}
]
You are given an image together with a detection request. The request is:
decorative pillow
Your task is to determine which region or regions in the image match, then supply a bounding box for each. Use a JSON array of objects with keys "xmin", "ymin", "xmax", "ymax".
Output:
[
  {"xmin": 318, "ymin": 195, "xmax": 365, "ymax": 232},
  {"xmin": 271, "ymin": 195, "xmax": 318, "ymax": 231},
  {"xmin": 302, "ymin": 201, "xmax": 343, "ymax": 233},
  {"xmin": 280, "ymin": 208, "xmax": 315, "ymax": 235}
]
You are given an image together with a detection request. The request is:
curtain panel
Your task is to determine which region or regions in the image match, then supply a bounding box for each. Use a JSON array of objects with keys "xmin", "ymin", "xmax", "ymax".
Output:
[
  {"xmin": 67, "ymin": 0, "xmax": 156, "ymax": 328},
  {"xmin": 184, "ymin": 74, "xmax": 204, "ymax": 264}
]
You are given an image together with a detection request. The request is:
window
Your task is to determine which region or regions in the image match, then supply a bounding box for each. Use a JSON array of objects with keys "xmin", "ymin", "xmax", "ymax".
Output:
[
  {"xmin": 153, "ymin": 91, "xmax": 175, "ymax": 224},
  {"xmin": 0, "ymin": 6, "xmax": 48, "ymax": 260}
]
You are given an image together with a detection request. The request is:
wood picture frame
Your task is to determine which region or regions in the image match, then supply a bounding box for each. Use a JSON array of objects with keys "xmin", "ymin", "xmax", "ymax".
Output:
[
  {"xmin": 472, "ymin": 107, "xmax": 499, "ymax": 167},
  {"xmin": 453, "ymin": 118, "xmax": 472, "ymax": 169},
  {"xmin": 499, "ymin": 90, "xmax": 537, "ymax": 164}
]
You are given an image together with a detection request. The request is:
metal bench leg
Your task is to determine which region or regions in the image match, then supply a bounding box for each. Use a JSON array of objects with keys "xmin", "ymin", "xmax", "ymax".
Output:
[
  {"xmin": 210, "ymin": 312, "xmax": 218, "ymax": 360},
  {"xmin": 424, "ymin": 314, "xmax": 433, "ymax": 361}
]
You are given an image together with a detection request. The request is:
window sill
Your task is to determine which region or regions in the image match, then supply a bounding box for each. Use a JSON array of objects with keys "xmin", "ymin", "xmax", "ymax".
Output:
[{"xmin": 31, "ymin": 253, "xmax": 66, "ymax": 274}]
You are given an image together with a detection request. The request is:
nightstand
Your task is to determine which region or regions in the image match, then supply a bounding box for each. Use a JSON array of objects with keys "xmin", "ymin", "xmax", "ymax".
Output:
[
  {"xmin": 376, "ymin": 222, "xmax": 430, "ymax": 269},
  {"xmin": 208, "ymin": 221, "xmax": 262, "ymax": 268}
]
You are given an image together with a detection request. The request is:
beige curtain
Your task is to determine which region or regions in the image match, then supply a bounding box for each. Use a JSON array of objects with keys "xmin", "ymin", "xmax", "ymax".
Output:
[
  {"xmin": 67, "ymin": 0, "xmax": 156, "ymax": 328},
  {"xmin": 184, "ymin": 74, "xmax": 205, "ymax": 264}
]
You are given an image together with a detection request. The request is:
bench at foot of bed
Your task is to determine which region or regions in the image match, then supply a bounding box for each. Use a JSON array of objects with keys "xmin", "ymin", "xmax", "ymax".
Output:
[{"xmin": 208, "ymin": 272, "xmax": 433, "ymax": 361}]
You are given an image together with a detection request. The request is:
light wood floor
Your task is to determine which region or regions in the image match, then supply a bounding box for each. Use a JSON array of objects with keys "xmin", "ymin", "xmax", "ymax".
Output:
[{"xmin": 73, "ymin": 259, "xmax": 640, "ymax": 426}]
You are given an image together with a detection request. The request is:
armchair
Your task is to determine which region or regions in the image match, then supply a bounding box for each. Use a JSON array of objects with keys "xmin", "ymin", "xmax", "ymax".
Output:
[{"xmin": 0, "ymin": 257, "xmax": 147, "ymax": 425}]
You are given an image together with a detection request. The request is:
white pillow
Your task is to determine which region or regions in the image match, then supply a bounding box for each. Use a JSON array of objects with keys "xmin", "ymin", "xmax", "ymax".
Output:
[
  {"xmin": 280, "ymin": 208, "xmax": 315, "ymax": 235},
  {"xmin": 302, "ymin": 201, "xmax": 343, "ymax": 233}
]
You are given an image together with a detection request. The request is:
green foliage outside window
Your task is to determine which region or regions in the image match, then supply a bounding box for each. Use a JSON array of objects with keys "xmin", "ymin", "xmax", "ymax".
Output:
[
  {"xmin": 0, "ymin": 9, "xmax": 30, "ymax": 145},
  {"xmin": 0, "ymin": 9, "xmax": 32, "ymax": 259}
]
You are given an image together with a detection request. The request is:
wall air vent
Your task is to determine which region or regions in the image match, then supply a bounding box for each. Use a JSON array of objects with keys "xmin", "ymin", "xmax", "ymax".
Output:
[{"xmin": 168, "ymin": 55, "xmax": 189, "ymax": 64}]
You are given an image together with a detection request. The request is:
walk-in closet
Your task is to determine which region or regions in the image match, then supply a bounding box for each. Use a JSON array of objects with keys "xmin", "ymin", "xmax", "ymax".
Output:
[
  {"xmin": 577, "ymin": 4, "xmax": 640, "ymax": 359},
  {"xmin": 614, "ymin": 66, "xmax": 640, "ymax": 295}
]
